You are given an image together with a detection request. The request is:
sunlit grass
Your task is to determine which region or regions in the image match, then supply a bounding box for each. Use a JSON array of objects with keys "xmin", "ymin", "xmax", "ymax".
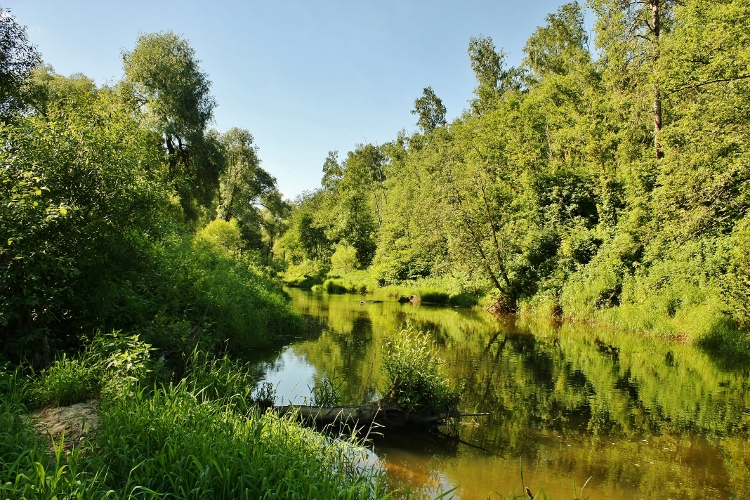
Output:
[{"xmin": 0, "ymin": 351, "xmax": 389, "ymax": 499}]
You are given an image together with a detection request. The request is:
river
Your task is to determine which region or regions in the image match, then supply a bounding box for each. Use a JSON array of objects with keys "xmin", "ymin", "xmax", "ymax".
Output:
[{"xmin": 256, "ymin": 287, "xmax": 750, "ymax": 499}]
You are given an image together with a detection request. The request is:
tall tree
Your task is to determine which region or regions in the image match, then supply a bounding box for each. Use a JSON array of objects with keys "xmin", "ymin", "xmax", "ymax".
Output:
[
  {"xmin": 0, "ymin": 8, "xmax": 41, "ymax": 121},
  {"xmin": 590, "ymin": 0, "xmax": 677, "ymax": 160},
  {"xmin": 468, "ymin": 35, "xmax": 504, "ymax": 114},
  {"xmin": 524, "ymin": 2, "xmax": 590, "ymax": 78},
  {"xmin": 321, "ymin": 150, "xmax": 342, "ymax": 191},
  {"xmin": 122, "ymin": 31, "xmax": 219, "ymax": 214},
  {"xmin": 411, "ymin": 86, "xmax": 447, "ymax": 134},
  {"xmin": 217, "ymin": 127, "xmax": 285, "ymax": 252}
]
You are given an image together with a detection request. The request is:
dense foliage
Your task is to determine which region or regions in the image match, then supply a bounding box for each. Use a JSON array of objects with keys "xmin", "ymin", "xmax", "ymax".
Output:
[
  {"xmin": 0, "ymin": 15, "xmax": 298, "ymax": 363},
  {"xmin": 278, "ymin": 0, "xmax": 750, "ymax": 352}
]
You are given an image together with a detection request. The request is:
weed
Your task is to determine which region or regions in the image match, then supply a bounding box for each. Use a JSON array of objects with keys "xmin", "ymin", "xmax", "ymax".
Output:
[{"xmin": 381, "ymin": 328, "xmax": 460, "ymax": 415}]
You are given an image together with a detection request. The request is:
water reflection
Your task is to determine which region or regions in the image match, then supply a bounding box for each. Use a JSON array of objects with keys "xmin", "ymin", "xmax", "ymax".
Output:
[{"xmin": 258, "ymin": 288, "xmax": 750, "ymax": 499}]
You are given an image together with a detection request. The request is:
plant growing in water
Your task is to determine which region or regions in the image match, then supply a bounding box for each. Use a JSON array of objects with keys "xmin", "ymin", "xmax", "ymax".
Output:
[
  {"xmin": 310, "ymin": 376, "xmax": 344, "ymax": 406},
  {"xmin": 381, "ymin": 327, "xmax": 460, "ymax": 415}
]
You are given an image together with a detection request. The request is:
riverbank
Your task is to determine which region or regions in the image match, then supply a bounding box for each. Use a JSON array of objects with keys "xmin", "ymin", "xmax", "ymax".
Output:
[
  {"xmin": 284, "ymin": 267, "xmax": 750, "ymax": 359},
  {"xmin": 0, "ymin": 341, "xmax": 388, "ymax": 498}
]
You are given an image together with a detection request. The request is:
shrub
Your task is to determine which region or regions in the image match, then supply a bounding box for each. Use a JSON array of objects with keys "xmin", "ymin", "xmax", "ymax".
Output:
[
  {"xmin": 323, "ymin": 278, "xmax": 349, "ymax": 294},
  {"xmin": 195, "ymin": 218, "xmax": 244, "ymax": 257},
  {"xmin": 26, "ymin": 330, "xmax": 154, "ymax": 408},
  {"xmin": 331, "ymin": 243, "xmax": 359, "ymax": 275},
  {"xmin": 381, "ymin": 328, "xmax": 460, "ymax": 415}
]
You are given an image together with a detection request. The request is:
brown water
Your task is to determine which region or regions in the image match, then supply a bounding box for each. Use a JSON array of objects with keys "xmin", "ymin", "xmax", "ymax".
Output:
[{"xmin": 258, "ymin": 288, "xmax": 750, "ymax": 499}]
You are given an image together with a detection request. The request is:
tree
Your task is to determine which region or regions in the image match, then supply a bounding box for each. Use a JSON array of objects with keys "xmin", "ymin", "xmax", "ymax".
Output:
[
  {"xmin": 590, "ymin": 0, "xmax": 678, "ymax": 160},
  {"xmin": 122, "ymin": 31, "xmax": 219, "ymax": 214},
  {"xmin": 468, "ymin": 35, "xmax": 504, "ymax": 114},
  {"xmin": 321, "ymin": 150, "xmax": 342, "ymax": 191},
  {"xmin": 0, "ymin": 8, "xmax": 41, "ymax": 121},
  {"xmin": 1, "ymin": 76, "xmax": 169, "ymax": 357},
  {"xmin": 217, "ymin": 127, "xmax": 286, "ymax": 254},
  {"xmin": 27, "ymin": 65, "xmax": 98, "ymax": 117},
  {"xmin": 523, "ymin": 2, "xmax": 590, "ymax": 78},
  {"xmin": 467, "ymin": 36, "xmax": 523, "ymax": 114},
  {"xmin": 411, "ymin": 86, "xmax": 447, "ymax": 134}
]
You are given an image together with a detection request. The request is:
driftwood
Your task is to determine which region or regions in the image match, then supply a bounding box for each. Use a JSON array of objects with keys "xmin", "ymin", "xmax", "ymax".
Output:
[{"xmin": 274, "ymin": 400, "xmax": 487, "ymax": 429}]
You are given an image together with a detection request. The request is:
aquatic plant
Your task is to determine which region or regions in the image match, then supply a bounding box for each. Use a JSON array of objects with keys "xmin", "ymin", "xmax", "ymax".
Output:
[{"xmin": 381, "ymin": 327, "xmax": 460, "ymax": 415}]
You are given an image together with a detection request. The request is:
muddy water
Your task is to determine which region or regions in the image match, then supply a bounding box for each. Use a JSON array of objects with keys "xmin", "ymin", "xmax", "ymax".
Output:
[{"xmin": 257, "ymin": 288, "xmax": 750, "ymax": 499}]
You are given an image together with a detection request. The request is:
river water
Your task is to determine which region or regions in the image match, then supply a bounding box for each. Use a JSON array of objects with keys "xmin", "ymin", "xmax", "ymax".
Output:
[{"xmin": 256, "ymin": 288, "xmax": 750, "ymax": 499}]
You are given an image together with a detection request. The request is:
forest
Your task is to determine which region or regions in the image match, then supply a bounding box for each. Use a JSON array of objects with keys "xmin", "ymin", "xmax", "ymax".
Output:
[
  {"xmin": 1, "ymin": 0, "xmax": 749, "ymax": 498},
  {"xmin": 278, "ymin": 0, "xmax": 750, "ymax": 356}
]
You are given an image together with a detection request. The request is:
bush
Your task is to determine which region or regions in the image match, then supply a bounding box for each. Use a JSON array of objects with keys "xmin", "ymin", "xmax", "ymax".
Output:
[
  {"xmin": 323, "ymin": 278, "xmax": 349, "ymax": 294},
  {"xmin": 282, "ymin": 259, "xmax": 330, "ymax": 289},
  {"xmin": 196, "ymin": 218, "xmax": 244, "ymax": 257},
  {"xmin": 26, "ymin": 330, "xmax": 155, "ymax": 408},
  {"xmin": 381, "ymin": 328, "xmax": 460, "ymax": 415},
  {"xmin": 331, "ymin": 243, "xmax": 359, "ymax": 274}
]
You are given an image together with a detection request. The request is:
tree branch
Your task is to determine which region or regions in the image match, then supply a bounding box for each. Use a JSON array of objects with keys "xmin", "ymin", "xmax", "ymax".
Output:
[{"xmin": 664, "ymin": 74, "xmax": 750, "ymax": 97}]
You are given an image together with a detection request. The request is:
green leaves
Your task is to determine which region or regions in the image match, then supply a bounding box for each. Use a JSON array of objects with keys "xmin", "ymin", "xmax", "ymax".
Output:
[{"xmin": 382, "ymin": 328, "xmax": 460, "ymax": 414}]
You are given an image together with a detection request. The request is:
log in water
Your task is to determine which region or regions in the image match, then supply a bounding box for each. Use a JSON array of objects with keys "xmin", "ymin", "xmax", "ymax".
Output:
[{"xmin": 274, "ymin": 400, "xmax": 468, "ymax": 428}]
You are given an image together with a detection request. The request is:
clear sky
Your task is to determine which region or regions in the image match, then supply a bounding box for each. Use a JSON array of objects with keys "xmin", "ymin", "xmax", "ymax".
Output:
[{"xmin": 6, "ymin": 0, "xmax": 578, "ymax": 201}]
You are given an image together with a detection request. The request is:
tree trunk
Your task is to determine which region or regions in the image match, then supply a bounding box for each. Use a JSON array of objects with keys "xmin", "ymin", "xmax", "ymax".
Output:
[
  {"xmin": 651, "ymin": 0, "xmax": 664, "ymax": 160},
  {"xmin": 274, "ymin": 401, "xmax": 459, "ymax": 428}
]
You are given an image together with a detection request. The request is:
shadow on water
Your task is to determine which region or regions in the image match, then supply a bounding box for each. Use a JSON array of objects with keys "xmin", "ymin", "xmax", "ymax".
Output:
[{"xmin": 253, "ymin": 287, "xmax": 750, "ymax": 499}]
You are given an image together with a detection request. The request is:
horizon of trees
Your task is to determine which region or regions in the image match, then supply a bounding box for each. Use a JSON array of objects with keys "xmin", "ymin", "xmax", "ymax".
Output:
[{"xmin": 277, "ymin": 0, "xmax": 750, "ymax": 348}]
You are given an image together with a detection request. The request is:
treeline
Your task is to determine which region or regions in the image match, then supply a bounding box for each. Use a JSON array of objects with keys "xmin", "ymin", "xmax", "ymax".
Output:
[
  {"xmin": 277, "ymin": 0, "xmax": 750, "ymax": 350},
  {"xmin": 1, "ymin": 15, "xmax": 299, "ymax": 362}
]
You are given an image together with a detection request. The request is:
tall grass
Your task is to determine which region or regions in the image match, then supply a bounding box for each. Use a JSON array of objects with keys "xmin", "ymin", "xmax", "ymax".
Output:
[
  {"xmin": 92, "ymin": 382, "xmax": 384, "ymax": 499},
  {"xmin": 1, "ymin": 350, "xmax": 389, "ymax": 499},
  {"xmin": 381, "ymin": 328, "xmax": 460, "ymax": 415}
]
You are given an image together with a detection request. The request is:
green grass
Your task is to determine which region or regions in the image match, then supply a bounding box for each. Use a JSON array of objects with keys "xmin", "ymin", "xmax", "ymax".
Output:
[
  {"xmin": 1, "ymin": 350, "xmax": 389, "ymax": 499},
  {"xmin": 381, "ymin": 328, "xmax": 460, "ymax": 415}
]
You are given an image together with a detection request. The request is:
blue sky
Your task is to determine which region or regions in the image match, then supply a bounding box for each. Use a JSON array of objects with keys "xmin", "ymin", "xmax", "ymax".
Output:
[{"xmin": 7, "ymin": 1, "xmax": 579, "ymax": 200}]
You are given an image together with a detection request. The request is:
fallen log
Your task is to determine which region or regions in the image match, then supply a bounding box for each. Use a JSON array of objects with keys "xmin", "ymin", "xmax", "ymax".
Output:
[{"xmin": 273, "ymin": 400, "xmax": 486, "ymax": 429}]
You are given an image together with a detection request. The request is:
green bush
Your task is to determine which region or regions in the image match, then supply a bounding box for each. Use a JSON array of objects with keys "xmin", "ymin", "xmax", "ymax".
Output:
[
  {"xmin": 282, "ymin": 259, "xmax": 330, "ymax": 288},
  {"xmin": 196, "ymin": 217, "xmax": 245, "ymax": 257},
  {"xmin": 142, "ymin": 235, "xmax": 303, "ymax": 352},
  {"xmin": 331, "ymin": 242, "xmax": 359, "ymax": 274},
  {"xmin": 415, "ymin": 289, "xmax": 450, "ymax": 305},
  {"xmin": 26, "ymin": 330, "xmax": 155, "ymax": 408},
  {"xmin": 381, "ymin": 328, "xmax": 460, "ymax": 415},
  {"xmin": 323, "ymin": 278, "xmax": 349, "ymax": 294}
]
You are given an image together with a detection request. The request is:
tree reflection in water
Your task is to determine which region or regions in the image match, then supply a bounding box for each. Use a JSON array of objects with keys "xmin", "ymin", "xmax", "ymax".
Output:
[{"xmin": 258, "ymin": 288, "xmax": 749, "ymax": 499}]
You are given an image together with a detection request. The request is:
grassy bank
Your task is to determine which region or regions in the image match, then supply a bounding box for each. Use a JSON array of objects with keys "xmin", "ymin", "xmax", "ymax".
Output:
[
  {"xmin": 285, "ymin": 267, "xmax": 486, "ymax": 308},
  {"xmin": 285, "ymin": 259, "xmax": 750, "ymax": 359},
  {"xmin": 1, "ymin": 338, "xmax": 388, "ymax": 499}
]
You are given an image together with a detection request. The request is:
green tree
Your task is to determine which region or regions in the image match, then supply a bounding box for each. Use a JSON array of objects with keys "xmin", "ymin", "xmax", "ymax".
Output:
[
  {"xmin": 27, "ymin": 65, "xmax": 98, "ymax": 117},
  {"xmin": 321, "ymin": 150, "xmax": 342, "ymax": 191},
  {"xmin": 468, "ymin": 35, "xmax": 504, "ymax": 114},
  {"xmin": 411, "ymin": 86, "xmax": 447, "ymax": 134},
  {"xmin": 0, "ymin": 77, "xmax": 168, "ymax": 357},
  {"xmin": 524, "ymin": 2, "xmax": 590, "ymax": 78},
  {"xmin": 590, "ymin": 0, "xmax": 678, "ymax": 160},
  {"xmin": 122, "ymin": 31, "xmax": 220, "ymax": 215},
  {"xmin": 0, "ymin": 8, "xmax": 41, "ymax": 121}
]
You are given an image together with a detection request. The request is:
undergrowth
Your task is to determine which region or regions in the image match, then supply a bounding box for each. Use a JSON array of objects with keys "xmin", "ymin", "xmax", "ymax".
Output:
[{"xmin": 1, "ymin": 342, "xmax": 389, "ymax": 499}]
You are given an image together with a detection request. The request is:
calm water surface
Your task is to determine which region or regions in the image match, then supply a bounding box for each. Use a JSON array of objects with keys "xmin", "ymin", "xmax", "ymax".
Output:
[{"xmin": 257, "ymin": 288, "xmax": 750, "ymax": 499}]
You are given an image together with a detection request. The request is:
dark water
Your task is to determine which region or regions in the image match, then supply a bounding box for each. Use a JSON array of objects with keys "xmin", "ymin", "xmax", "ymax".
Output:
[{"xmin": 257, "ymin": 288, "xmax": 750, "ymax": 499}]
